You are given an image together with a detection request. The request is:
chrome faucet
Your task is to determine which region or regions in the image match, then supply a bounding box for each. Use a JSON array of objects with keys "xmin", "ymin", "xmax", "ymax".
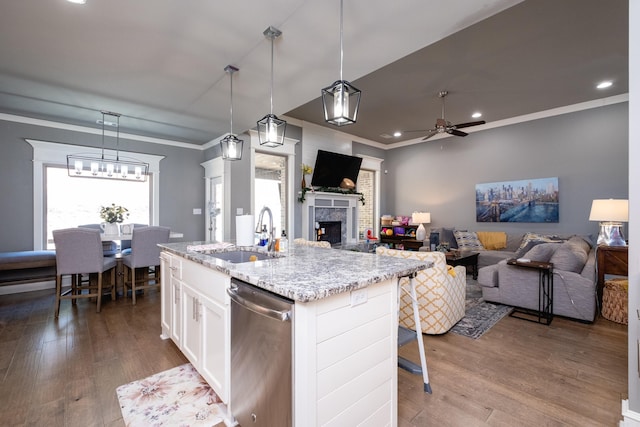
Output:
[{"xmin": 255, "ymin": 206, "xmax": 275, "ymax": 252}]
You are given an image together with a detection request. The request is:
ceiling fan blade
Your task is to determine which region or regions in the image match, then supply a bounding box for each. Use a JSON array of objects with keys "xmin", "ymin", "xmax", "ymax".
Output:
[
  {"xmin": 453, "ymin": 120, "xmax": 486, "ymax": 129},
  {"xmin": 448, "ymin": 129, "xmax": 468, "ymax": 137},
  {"xmin": 421, "ymin": 130, "xmax": 439, "ymax": 141}
]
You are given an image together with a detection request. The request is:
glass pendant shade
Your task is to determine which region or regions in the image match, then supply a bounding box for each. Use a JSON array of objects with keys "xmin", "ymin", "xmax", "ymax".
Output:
[
  {"xmin": 322, "ymin": 80, "xmax": 361, "ymax": 126},
  {"xmin": 258, "ymin": 113, "xmax": 286, "ymax": 147},
  {"xmin": 220, "ymin": 134, "xmax": 243, "ymax": 161},
  {"xmin": 66, "ymin": 110, "xmax": 149, "ymax": 181}
]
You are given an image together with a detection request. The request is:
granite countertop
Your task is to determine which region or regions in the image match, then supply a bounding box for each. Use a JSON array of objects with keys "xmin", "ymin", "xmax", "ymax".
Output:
[{"xmin": 159, "ymin": 242, "xmax": 430, "ymax": 302}]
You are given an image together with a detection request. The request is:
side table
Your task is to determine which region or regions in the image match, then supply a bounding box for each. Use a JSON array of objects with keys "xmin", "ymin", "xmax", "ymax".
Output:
[
  {"xmin": 596, "ymin": 245, "xmax": 628, "ymax": 307},
  {"xmin": 446, "ymin": 251, "xmax": 479, "ymax": 279},
  {"xmin": 506, "ymin": 259, "xmax": 554, "ymax": 325}
]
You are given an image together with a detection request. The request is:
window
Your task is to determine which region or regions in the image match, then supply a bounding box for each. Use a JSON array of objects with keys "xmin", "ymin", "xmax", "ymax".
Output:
[
  {"xmin": 254, "ymin": 152, "xmax": 287, "ymax": 236},
  {"xmin": 45, "ymin": 166, "xmax": 150, "ymax": 248}
]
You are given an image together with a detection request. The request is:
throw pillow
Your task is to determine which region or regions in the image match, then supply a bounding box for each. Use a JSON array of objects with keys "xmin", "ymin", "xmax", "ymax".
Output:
[
  {"xmin": 476, "ymin": 231, "xmax": 507, "ymax": 250},
  {"xmin": 549, "ymin": 241, "xmax": 589, "ymax": 273},
  {"xmin": 454, "ymin": 230, "xmax": 485, "ymax": 250},
  {"xmin": 522, "ymin": 242, "xmax": 560, "ymax": 262},
  {"xmin": 440, "ymin": 228, "xmax": 458, "ymax": 249}
]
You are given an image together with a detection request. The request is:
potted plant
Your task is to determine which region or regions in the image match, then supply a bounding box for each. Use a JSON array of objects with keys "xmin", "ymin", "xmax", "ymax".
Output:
[{"xmin": 99, "ymin": 203, "xmax": 129, "ymax": 235}]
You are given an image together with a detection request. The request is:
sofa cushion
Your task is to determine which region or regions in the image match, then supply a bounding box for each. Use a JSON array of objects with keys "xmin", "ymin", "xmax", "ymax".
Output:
[
  {"xmin": 549, "ymin": 240, "xmax": 589, "ymax": 273},
  {"xmin": 476, "ymin": 231, "xmax": 507, "ymax": 250},
  {"xmin": 514, "ymin": 232, "xmax": 567, "ymax": 258},
  {"xmin": 454, "ymin": 231, "xmax": 484, "ymax": 250},
  {"xmin": 522, "ymin": 242, "xmax": 560, "ymax": 262}
]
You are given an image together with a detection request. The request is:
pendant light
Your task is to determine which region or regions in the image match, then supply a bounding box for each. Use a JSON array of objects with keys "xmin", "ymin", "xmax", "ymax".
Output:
[
  {"xmin": 321, "ymin": 0, "xmax": 361, "ymax": 126},
  {"xmin": 220, "ymin": 65, "xmax": 244, "ymax": 161},
  {"xmin": 257, "ymin": 26, "xmax": 286, "ymax": 148},
  {"xmin": 67, "ymin": 110, "xmax": 149, "ymax": 181}
]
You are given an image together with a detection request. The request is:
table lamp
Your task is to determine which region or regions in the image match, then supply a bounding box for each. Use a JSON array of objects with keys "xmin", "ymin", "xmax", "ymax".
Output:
[
  {"xmin": 588, "ymin": 199, "xmax": 628, "ymax": 246},
  {"xmin": 412, "ymin": 212, "xmax": 431, "ymax": 241}
]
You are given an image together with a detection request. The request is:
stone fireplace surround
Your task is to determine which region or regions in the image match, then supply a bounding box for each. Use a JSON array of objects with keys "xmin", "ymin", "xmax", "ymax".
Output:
[{"xmin": 301, "ymin": 191, "xmax": 360, "ymax": 246}]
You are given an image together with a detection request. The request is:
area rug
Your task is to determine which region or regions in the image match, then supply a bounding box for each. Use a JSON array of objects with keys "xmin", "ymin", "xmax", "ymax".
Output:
[
  {"xmin": 449, "ymin": 280, "xmax": 513, "ymax": 339},
  {"xmin": 116, "ymin": 363, "xmax": 225, "ymax": 426}
]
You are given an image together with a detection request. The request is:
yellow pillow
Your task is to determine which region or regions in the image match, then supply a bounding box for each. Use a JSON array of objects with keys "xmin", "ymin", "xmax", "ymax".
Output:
[{"xmin": 476, "ymin": 231, "xmax": 507, "ymax": 250}]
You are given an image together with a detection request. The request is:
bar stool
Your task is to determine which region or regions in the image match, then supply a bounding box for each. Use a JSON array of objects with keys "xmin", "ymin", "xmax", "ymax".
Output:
[{"xmin": 397, "ymin": 272, "xmax": 431, "ymax": 393}]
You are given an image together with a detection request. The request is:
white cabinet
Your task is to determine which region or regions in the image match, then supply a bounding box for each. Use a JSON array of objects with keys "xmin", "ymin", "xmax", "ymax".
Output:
[{"xmin": 160, "ymin": 251, "xmax": 230, "ymax": 403}]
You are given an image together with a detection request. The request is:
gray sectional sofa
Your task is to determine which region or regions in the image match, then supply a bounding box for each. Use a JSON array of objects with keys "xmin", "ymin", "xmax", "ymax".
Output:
[{"xmin": 477, "ymin": 236, "xmax": 596, "ymax": 322}]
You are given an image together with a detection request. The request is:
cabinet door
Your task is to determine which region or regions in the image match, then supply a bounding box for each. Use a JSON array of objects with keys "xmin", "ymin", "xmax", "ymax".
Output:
[
  {"xmin": 170, "ymin": 278, "xmax": 182, "ymax": 345},
  {"xmin": 181, "ymin": 283, "xmax": 201, "ymax": 366},
  {"xmin": 159, "ymin": 253, "xmax": 172, "ymax": 339},
  {"xmin": 199, "ymin": 294, "xmax": 229, "ymax": 403}
]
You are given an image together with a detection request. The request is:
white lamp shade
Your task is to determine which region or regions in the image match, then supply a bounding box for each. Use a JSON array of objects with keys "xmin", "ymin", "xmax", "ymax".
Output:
[
  {"xmin": 589, "ymin": 199, "xmax": 628, "ymax": 222},
  {"xmin": 412, "ymin": 212, "xmax": 431, "ymax": 224}
]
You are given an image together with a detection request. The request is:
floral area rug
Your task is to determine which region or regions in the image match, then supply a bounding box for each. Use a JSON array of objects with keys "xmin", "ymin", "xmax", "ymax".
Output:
[
  {"xmin": 116, "ymin": 363, "xmax": 225, "ymax": 427},
  {"xmin": 449, "ymin": 280, "xmax": 513, "ymax": 339}
]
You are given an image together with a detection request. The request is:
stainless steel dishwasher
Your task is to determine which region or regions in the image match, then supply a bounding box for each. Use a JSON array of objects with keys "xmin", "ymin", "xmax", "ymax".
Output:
[{"xmin": 227, "ymin": 278, "xmax": 293, "ymax": 426}]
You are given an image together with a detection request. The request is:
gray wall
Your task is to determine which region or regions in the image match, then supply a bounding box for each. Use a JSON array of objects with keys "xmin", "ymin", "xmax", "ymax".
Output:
[
  {"xmin": 0, "ymin": 119, "xmax": 206, "ymax": 252},
  {"xmin": 384, "ymin": 102, "xmax": 629, "ymax": 238}
]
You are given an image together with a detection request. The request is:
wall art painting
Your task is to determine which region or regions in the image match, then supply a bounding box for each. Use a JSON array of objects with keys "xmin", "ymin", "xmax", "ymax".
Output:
[{"xmin": 475, "ymin": 177, "xmax": 559, "ymax": 223}]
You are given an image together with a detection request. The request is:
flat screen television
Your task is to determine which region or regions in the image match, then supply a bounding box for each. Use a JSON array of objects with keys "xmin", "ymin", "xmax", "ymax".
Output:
[{"xmin": 310, "ymin": 150, "xmax": 363, "ymax": 188}]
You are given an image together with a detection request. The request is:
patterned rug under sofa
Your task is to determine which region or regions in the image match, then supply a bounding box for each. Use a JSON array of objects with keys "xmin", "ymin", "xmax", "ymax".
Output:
[
  {"xmin": 116, "ymin": 363, "xmax": 226, "ymax": 426},
  {"xmin": 449, "ymin": 280, "xmax": 513, "ymax": 339}
]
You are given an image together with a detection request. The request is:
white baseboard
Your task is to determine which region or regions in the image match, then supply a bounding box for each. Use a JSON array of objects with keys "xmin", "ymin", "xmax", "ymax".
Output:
[
  {"xmin": 0, "ymin": 280, "xmax": 56, "ymax": 295},
  {"xmin": 621, "ymin": 400, "xmax": 640, "ymax": 426}
]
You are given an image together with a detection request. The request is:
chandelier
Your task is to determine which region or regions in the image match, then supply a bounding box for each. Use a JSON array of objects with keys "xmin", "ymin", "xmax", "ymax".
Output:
[{"xmin": 67, "ymin": 111, "xmax": 149, "ymax": 181}]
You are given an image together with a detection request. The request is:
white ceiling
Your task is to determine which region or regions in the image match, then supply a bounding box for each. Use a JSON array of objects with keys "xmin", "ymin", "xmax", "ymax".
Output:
[{"xmin": 0, "ymin": 0, "xmax": 628, "ymax": 147}]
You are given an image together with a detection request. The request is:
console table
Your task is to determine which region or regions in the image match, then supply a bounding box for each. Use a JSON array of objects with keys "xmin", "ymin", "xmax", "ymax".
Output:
[{"xmin": 596, "ymin": 245, "xmax": 628, "ymax": 307}]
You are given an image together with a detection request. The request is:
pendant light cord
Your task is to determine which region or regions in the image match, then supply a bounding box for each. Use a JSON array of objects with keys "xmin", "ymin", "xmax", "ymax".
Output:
[
  {"xmin": 270, "ymin": 34, "xmax": 274, "ymax": 114},
  {"xmin": 339, "ymin": 0, "xmax": 344, "ymax": 82},
  {"xmin": 229, "ymin": 71, "xmax": 234, "ymax": 135}
]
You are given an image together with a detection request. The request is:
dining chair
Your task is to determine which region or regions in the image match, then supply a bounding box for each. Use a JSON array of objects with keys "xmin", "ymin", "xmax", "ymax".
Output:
[
  {"xmin": 77, "ymin": 223, "xmax": 118, "ymax": 256},
  {"xmin": 120, "ymin": 223, "xmax": 149, "ymax": 255},
  {"xmin": 52, "ymin": 227, "xmax": 118, "ymax": 317},
  {"xmin": 121, "ymin": 226, "xmax": 170, "ymax": 304}
]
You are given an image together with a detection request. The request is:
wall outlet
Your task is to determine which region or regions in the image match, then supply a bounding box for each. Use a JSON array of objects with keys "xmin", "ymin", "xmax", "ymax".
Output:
[
  {"xmin": 193, "ymin": 208, "xmax": 202, "ymax": 215},
  {"xmin": 237, "ymin": 208, "xmax": 243, "ymax": 215},
  {"xmin": 350, "ymin": 288, "xmax": 368, "ymax": 307}
]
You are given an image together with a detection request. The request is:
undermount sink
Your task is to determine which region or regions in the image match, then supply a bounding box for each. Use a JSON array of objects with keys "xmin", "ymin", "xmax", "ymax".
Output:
[{"xmin": 208, "ymin": 250, "xmax": 277, "ymax": 264}]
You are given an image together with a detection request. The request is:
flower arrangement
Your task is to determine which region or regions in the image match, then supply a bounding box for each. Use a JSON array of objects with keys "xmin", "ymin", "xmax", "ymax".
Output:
[
  {"xmin": 100, "ymin": 203, "xmax": 129, "ymax": 224},
  {"xmin": 301, "ymin": 163, "xmax": 313, "ymax": 175}
]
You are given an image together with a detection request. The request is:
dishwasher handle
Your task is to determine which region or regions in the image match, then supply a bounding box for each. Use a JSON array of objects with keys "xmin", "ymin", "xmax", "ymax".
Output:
[{"xmin": 227, "ymin": 285, "xmax": 291, "ymax": 322}]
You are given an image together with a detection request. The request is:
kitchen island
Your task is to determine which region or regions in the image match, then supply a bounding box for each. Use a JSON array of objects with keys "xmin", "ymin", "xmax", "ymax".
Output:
[{"xmin": 159, "ymin": 242, "xmax": 429, "ymax": 427}]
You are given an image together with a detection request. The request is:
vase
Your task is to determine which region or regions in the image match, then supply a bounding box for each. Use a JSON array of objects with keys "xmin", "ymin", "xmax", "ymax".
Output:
[
  {"xmin": 301, "ymin": 175, "xmax": 306, "ymax": 190},
  {"xmin": 100, "ymin": 222, "xmax": 120, "ymax": 236}
]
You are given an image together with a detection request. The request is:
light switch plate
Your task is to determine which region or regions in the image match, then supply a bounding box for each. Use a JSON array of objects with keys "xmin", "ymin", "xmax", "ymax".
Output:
[
  {"xmin": 237, "ymin": 208, "xmax": 243, "ymax": 215},
  {"xmin": 193, "ymin": 208, "xmax": 202, "ymax": 215}
]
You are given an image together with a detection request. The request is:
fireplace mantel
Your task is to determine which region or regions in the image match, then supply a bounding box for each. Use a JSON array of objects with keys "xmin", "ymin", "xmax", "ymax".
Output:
[{"xmin": 301, "ymin": 191, "xmax": 360, "ymax": 245}]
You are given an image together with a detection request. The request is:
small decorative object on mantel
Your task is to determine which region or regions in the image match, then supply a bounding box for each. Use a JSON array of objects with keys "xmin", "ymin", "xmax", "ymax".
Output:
[
  {"xmin": 99, "ymin": 203, "xmax": 129, "ymax": 235},
  {"xmin": 301, "ymin": 163, "xmax": 313, "ymax": 189},
  {"xmin": 340, "ymin": 178, "xmax": 355, "ymax": 189}
]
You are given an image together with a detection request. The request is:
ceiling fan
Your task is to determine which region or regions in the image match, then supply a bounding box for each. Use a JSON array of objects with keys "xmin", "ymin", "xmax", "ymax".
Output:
[{"xmin": 412, "ymin": 90, "xmax": 486, "ymax": 141}]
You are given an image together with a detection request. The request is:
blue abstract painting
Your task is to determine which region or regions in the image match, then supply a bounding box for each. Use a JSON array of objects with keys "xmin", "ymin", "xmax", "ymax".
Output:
[{"xmin": 475, "ymin": 177, "xmax": 559, "ymax": 223}]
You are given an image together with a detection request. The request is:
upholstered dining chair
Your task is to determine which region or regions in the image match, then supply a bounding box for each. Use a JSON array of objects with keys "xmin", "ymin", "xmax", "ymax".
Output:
[
  {"xmin": 77, "ymin": 223, "xmax": 118, "ymax": 256},
  {"xmin": 121, "ymin": 226, "xmax": 170, "ymax": 304},
  {"xmin": 52, "ymin": 227, "xmax": 118, "ymax": 317},
  {"xmin": 293, "ymin": 238, "xmax": 332, "ymax": 248}
]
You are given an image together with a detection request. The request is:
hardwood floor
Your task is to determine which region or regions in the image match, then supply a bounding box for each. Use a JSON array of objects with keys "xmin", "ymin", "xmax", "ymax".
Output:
[{"xmin": 0, "ymin": 287, "xmax": 628, "ymax": 426}]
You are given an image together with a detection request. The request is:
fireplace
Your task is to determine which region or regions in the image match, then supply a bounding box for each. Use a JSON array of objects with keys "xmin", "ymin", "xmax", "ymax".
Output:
[
  {"xmin": 301, "ymin": 191, "xmax": 360, "ymax": 246},
  {"xmin": 317, "ymin": 221, "xmax": 341, "ymax": 245}
]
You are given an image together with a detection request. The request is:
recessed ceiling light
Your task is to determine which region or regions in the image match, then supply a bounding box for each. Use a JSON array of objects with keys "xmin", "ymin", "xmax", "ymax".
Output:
[
  {"xmin": 596, "ymin": 80, "xmax": 613, "ymax": 89},
  {"xmin": 393, "ymin": 131, "xmax": 402, "ymax": 137},
  {"xmin": 472, "ymin": 112, "xmax": 482, "ymax": 119},
  {"xmin": 67, "ymin": 0, "xmax": 87, "ymax": 4}
]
